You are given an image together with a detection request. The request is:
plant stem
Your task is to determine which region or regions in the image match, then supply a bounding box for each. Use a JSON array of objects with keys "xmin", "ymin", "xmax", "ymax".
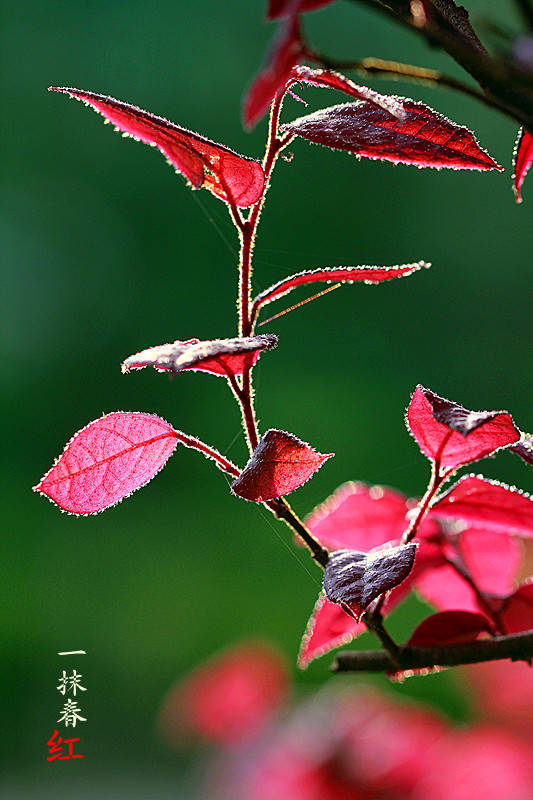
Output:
[
  {"xmin": 267, "ymin": 497, "xmax": 330, "ymax": 568},
  {"xmin": 332, "ymin": 629, "xmax": 533, "ymax": 673}
]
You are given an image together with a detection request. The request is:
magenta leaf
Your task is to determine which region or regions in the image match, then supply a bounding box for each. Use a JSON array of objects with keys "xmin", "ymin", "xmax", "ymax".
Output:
[
  {"xmin": 291, "ymin": 65, "xmax": 405, "ymax": 119},
  {"xmin": 510, "ymin": 432, "xmax": 533, "ymax": 466},
  {"xmin": 33, "ymin": 412, "xmax": 179, "ymax": 514},
  {"xmin": 407, "ymin": 386, "xmax": 520, "ymax": 469},
  {"xmin": 430, "ymin": 475, "xmax": 533, "ymax": 537},
  {"xmin": 282, "ymin": 99, "xmax": 502, "ymax": 171},
  {"xmin": 122, "ymin": 334, "xmax": 278, "ymax": 378},
  {"xmin": 407, "ymin": 611, "xmax": 494, "ymax": 648},
  {"xmin": 231, "ymin": 429, "xmax": 333, "ymax": 501},
  {"xmin": 323, "ymin": 543, "xmax": 417, "ymax": 620},
  {"xmin": 252, "ymin": 262, "xmax": 428, "ymax": 316},
  {"xmin": 298, "ymin": 593, "xmax": 365, "ymax": 668},
  {"xmin": 243, "ymin": 13, "xmax": 303, "ymax": 129},
  {"xmin": 414, "ymin": 562, "xmax": 481, "ymax": 615},
  {"xmin": 502, "ymin": 583, "xmax": 533, "ymax": 634},
  {"xmin": 513, "ymin": 128, "xmax": 533, "ymax": 203},
  {"xmin": 50, "ymin": 87, "xmax": 265, "ymax": 208}
]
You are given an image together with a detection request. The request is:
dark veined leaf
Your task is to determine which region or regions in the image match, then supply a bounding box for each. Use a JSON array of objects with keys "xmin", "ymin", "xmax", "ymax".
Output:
[
  {"xmin": 513, "ymin": 128, "xmax": 533, "ymax": 203},
  {"xmin": 231, "ymin": 429, "xmax": 333, "ymax": 502},
  {"xmin": 407, "ymin": 610, "xmax": 494, "ymax": 648},
  {"xmin": 510, "ymin": 432, "xmax": 533, "ymax": 466},
  {"xmin": 50, "ymin": 87, "xmax": 265, "ymax": 207},
  {"xmin": 282, "ymin": 99, "xmax": 503, "ymax": 171},
  {"xmin": 407, "ymin": 386, "xmax": 520, "ymax": 469},
  {"xmin": 429, "ymin": 475, "xmax": 533, "ymax": 537},
  {"xmin": 252, "ymin": 262, "xmax": 428, "ymax": 316},
  {"xmin": 323, "ymin": 543, "xmax": 417, "ymax": 620},
  {"xmin": 122, "ymin": 334, "xmax": 278, "ymax": 378}
]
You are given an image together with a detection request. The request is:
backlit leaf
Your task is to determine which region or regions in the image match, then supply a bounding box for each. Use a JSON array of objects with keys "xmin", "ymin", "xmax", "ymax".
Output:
[
  {"xmin": 323, "ymin": 543, "xmax": 417, "ymax": 620},
  {"xmin": 253, "ymin": 262, "xmax": 428, "ymax": 314},
  {"xmin": 430, "ymin": 475, "xmax": 533, "ymax": 537},
  {"xmin": 50, "ymin": 87, "xmax": 265, "ymax": 207},
  {"xmin": 407, "ymin": 386, "xmax": 520, "ymax": 469},
  {"xmin": 502, "ymin": 582, "xmax": 533, "ymax": 633},
  {"xmin": 513, "ymin": 128, "xmax": 533, "ymax": 203},
  {"xmin": 282, "ymin": 99, "xmax": 502, "ymax": 171},
  {"xmin": 33, "ymin": 412, "xmax": 179, "ymax": 514},
  {"xmin": 407, "ymin": 611, "xmax": 494, "ymax": 648},
  {"xmin": 298, "ymin": 594, "xmax": 364, "ymax": 669},
  {"xmin": 122, "ymin": 334, "xmax": 278, "ymax": 378},
  {"xmin": 231, "ymin": 429, "xmax": 333, "ymax": 501}
]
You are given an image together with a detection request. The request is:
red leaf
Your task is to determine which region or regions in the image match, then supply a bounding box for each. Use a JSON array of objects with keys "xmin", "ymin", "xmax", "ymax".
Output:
[
  {"xmin": 407, "ymin": 610, "xmax": 494, "ymax": 648},
  {"xmin": 458, "ymin": 528, "xmax": 523, "ymax": 595},
  {"xmin": 291, "ymin": 65, "xmax": 406, "ymax": 119},
  {"xmin": 252, "ymin": 262, "xmax": 428, "ymax": 315},
  {"xmin": 298, "ymin": 593, "xmax": 365, "ymax": 668},
  {"xmin": 510, "ymin": 432, "xmax": 533, "ymax": 466},
  {"xmin": 430, "ymin": 475, "xmax": 533, "ymax": 537},
  {"xmin": 407, "ymin": 386, "xmax": 520, "ymax": 469},
  {"xmin": 243, "ymin": 14, "xmax": 303, "ymax": 129},
  {"xmin": 50, "ymin": 87, "xmax": 265, "ymax": 207},
  {"xmin": 33, "ymin": 412, "xmax": 178, "ymax": 514},
  {"xmin": 513, "ymin": 128, "xmax": 533, "ymax": 203},
  {"xmin": 282, "ymin": 99, "xmax": 502, "ymax": 170},
  {"xmin": 414, "ymin": 562, "xmax": 481, "ymax": 615},
  {"xmin": 231, "ymin": 429, "xmax": 333, "ymax": 502},
  {"xmin": 323, "ymin": 543, "xmax": 417, "ymax": 620},
  {"xmin": 122, "ymin": 334, "xmax": 278, "ymax": 378},
  {"xmin": 268, "ymin": 0, "xmax": 335, "ymax": 19},
  {"xmin": 501, "ymin": 582, "xmax": 533, "ymax": 634},
  {"xmin": 158, "ymin": 641, "xmax": 288, "ymax": 748}
]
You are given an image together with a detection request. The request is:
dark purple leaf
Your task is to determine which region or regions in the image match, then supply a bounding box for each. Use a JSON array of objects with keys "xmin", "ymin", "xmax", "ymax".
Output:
[
  {"xmin": 510, "ymin": 433, "xmax": 533, "ymax": 466},
  {"xmin": 122, "ymin": 334, "xmax": 278, "ymax": 378},
  {"xmin": 282, "ymin": 99, "xmax": 502, "ymax": 171},
  {"xmin": 323, "ymin": 543, "xmax": 417, "ymax": 620}
]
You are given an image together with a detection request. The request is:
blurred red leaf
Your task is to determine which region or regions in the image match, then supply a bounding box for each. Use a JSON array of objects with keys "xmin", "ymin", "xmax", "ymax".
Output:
[
  {"xmin": 122, "ymin": 334, "xmax": 278, "ymax": 378},
  {"xmin": 33, "ymin": 412, "xmax": 178, "ymax": 514},
  {"xmin": 407, "ymin": 386, "xmax": 520, "ymax": 469},
  {"xmin": 282, "ymin": 99, "xmax": 502, "ymax": 170},
  {"xmin": 253, "ymin": 262, "xmax": 428, "ymax": 314},
  {"xmin": 231, "ymin": 429, "xmax": 333, "ymax": 501},
  {"xmin": 502, "ymin": 582, "xmax": 533, "ymax": 634},
  {"xmin": 414, "ymin": 562, "xmax": 481, "ymax": 615},
  {"xmin": 158, "ymin": 641, "xmax": 288, "ymax": 748},
  {"xmin": 510, "ymin": 432, "xmax": 533, "ymax": 466},
  {"xmin": 50, "ymin": 87, "xmax": 265, "ymax": 207},
  {"xmin": 268, "ymin": 0, "xmax": 335, "ymax": 19},
  {"xmin": 243, "ymin": 13, "xmax": 303, "ymax": 129},
  {"xmin": 430, "ymin": 475, "xmax": 533, "ymax": 537},
  {"xmin": 407, "ymin": 610, "xmax": 494, "ymax": 648},
  {"xmin": 513, "ymin": 128, "xmax": 533, "ymax": 203},
  {"xmin": 323, "ymin": 543, "xmax": 417, "ymax": 620}
]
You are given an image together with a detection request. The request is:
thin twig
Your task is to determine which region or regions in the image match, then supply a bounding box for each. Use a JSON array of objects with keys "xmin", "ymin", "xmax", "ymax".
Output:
[{"xmin": 332, "ymin": 630, "xmax": 533, "ymax": 673}]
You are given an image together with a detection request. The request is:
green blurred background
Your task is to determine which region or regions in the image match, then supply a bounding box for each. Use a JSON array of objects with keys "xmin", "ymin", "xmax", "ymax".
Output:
[{"xmin": 2, "ymin": 0, "xmax": 532, "ymax": 796}]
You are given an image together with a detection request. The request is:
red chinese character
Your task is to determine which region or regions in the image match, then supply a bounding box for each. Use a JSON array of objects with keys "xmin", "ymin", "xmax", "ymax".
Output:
[{"xmin": 47, "ymin": 729, "xmax": 84, "ymax": 760}]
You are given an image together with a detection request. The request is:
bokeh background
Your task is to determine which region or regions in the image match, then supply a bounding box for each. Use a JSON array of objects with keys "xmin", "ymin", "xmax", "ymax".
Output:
[{"xmin": 2, "ymin": 0, "xmax": 532, "ymax": 797}]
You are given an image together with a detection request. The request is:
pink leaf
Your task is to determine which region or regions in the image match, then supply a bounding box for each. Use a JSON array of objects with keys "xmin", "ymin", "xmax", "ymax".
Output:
[
  {"xmin": 510, "ymin": 432, "xmax": 533, "ymax": 466},
  {"xmin": 323, "ymin": 543, "xmax": 417, "ymax": 620},
  {"xmin": 50, "ymin": 87, "xmax": 265, "ymax": 207},
  {"xmin": 122, "ymin": 334, "xmax": 278, "ymax": 378},
  {"xmin": 414, "ymin": 562, "xmax": 481, "ymax": 615},
  {"xmin": 407, "ymin": 386, "xmax": 520, "ymax": 469},
  {"xmin": 407, "ymin": 610, "xmax": 494, "ymax": 648},
  {"xmin": 298, "ymin": 593, "xmax": 365, "ymax": 668},
  {"xmin": 268, "ymin": 0, "xmax": 335, "ymax": 19},
  {"xmin": 243, "ymin": 13, "xmax": 303, "ymax": 129},
  {"xmin": 33, "ymin": 412, "xmax": 179, "ymax": 514},
  {"xmin": 231, "ymin": 429, "xmax": 333, "ymax": 502},
  {"xmin": 513, "ymin": 128, "xmax": 533, "ymax": 203},
  {"xmin": 253, "ymin": 262, "xmax": 428, "ymax": 314},
  {"xmin": 458, "ymin": 528, "xmax": 523, "ymax": 595},
  {"xmin": 291, "ymin": 65, "xmax": 406, "ymax": 118},
  {"xmin": 282, "ymin": 99, "xmax": 502, "ymax": 170},
  {"xmin": 158, "ymin": 641, "xmax": 288, "ymax": 748},
  {"xmin": 430, "ymin": 475, "xmax": 533, "ymax": 537},
  {"xmin": 501, "ymin": 582, "xmax": 533, "ymax": 634}
]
